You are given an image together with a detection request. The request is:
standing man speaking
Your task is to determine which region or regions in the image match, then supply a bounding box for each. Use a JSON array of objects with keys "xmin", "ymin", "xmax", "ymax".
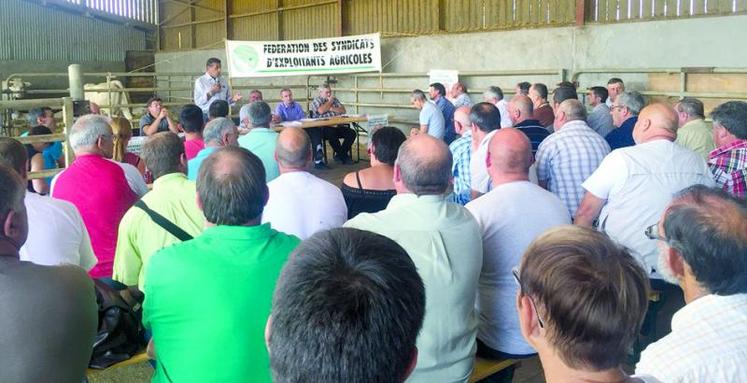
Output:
[{"xmin": 194, "ymin": 57, "xmax": 242, "ymax": 118}]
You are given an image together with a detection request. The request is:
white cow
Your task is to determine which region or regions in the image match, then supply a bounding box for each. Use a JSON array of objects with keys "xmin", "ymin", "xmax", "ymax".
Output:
[{"xmin": 84, "ymin": 80, "xmax": 134, "ymax": 120}]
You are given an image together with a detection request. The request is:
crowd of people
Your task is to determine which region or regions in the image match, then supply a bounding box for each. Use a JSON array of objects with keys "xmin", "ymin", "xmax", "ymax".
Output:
[{"xmin": 0, "ymin": 59, "xmax": 746, "ymax": 383}]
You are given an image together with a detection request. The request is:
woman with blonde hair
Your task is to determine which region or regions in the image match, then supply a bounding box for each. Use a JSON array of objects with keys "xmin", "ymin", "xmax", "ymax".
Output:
[{"xmin": 110, "ymin": 117, "xmax": 147, "ymax": 178}]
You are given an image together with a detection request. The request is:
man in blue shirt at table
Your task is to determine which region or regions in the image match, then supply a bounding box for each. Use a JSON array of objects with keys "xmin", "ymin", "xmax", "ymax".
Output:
[{"xmin": 275, "ymin": 88, "xmax": 305, "ymax": 122}]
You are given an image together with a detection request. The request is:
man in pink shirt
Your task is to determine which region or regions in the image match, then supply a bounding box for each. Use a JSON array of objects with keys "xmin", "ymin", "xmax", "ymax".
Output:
[
  {"xmin": 180, "ymin": 104, "xmax": 205, "ymax": 160},
  {"xmin": 51, "ymin": 114, "xmax": 147, "ymax": 278}
]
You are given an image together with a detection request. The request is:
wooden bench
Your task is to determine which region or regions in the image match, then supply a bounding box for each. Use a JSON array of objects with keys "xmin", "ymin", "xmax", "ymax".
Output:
[
  {"xmin": 469, "ymin": 356, "xmax": 519, "ymax": 382},
  {"xmin": 86, "ymin": 351, "xmax": 150, "ymax": 375}
]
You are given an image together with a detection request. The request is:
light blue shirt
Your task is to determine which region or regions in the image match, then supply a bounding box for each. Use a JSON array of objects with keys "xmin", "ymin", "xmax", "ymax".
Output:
[
  {"xmin": 187, "ymin": 146, "xmax": 217, "ymax": 181},
  {"xmin": 345, "ymin": 194, "xmax": 481, "ymax": 383},
  {"xmin": 419, "ymin": 101, "xmax": 445, "ymax": 140},
  {"xmin": 238, "ymin": 128, "xmax": 279, "ymax": 182}
]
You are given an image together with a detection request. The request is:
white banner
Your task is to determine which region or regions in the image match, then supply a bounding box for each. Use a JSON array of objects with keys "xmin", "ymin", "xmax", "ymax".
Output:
[{"xmin": 226, "ymin": 33, "xmax": 381, "ymax": 78}]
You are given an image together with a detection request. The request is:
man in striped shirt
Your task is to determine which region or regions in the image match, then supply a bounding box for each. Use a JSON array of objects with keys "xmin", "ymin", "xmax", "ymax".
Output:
[{"xmin": 636, "ymin": 185, "xmax": 747, "ymax": 382}]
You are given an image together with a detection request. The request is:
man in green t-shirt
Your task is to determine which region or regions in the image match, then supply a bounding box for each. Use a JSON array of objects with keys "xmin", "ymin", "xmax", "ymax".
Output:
[{"xmin": 143, "ymin": 146, "xmax": 300, "ymax": 383}]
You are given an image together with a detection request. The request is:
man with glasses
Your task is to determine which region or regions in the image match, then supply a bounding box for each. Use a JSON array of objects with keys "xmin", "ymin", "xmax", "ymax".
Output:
[
  {"xmin": 606, "ymin": 90, "xmax": 644, "ymax": 150},
  {"xmin": 51, "ymin": 115, "xmax": 147, "ymax": 279},
  {"xmin": 515, "ymin": 225, "xmax": 657, "ymax": 383},
  {"xmin": 575, "ymin": 103, "xmax": 714, "ymax": 279},
  {"xmin": 636, "ymin": 185, "xmax": 747, "ymax": 382},
  {"xmin": 465, "ymin": 128, "xmax": 570, "ymax": 382}
]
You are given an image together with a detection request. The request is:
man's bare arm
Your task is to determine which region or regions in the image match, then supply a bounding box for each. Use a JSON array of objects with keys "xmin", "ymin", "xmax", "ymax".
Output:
[{"xmin": 574, "ymin": 192, "xmax": 605, "ymax": 226}]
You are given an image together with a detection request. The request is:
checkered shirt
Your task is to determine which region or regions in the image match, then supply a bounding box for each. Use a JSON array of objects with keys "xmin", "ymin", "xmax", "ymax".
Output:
[
  {"xmin": 708, "ymin": 139, "xmax": 747, "ymax": 198},
  {"xmin": 449, "ymin": 131, "xmax": 472, "ymax": 205},
  {"xmin": 536, "ymin": 120, "xmax": 611, "ymax": 217},
  {"xmin": 310, "ymin": 96, "xmax": 343, "ymax": 118}
]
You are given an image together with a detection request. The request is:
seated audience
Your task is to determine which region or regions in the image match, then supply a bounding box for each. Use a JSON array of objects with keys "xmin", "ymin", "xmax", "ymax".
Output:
[
  {"xmin": 24, "ymin": 125, "xmax": 54, "ymax": 194},
  {"xmin": 140, "ymin": 96, "xmax": 177, "ymax": 136},
  {"xmin": 268, "ymin": 228, "xmax": 425, "ymax": 383},
  {"xmin": 25, "ymin": 106, "xmax": 63, "ymax": 167},
  {"xmin": 636, "ymin": 185, "xmax": 747, "ymax": 382},
  {"xmin": 606, "ymin": 77, "xmax": 625, "ymax": 107},
  {"xmin": 483, "ymin": 86, "xmax": 512, "ymax": 128},
  {"xmin": 187, "ymin": 117, "xmax": 238, "ymax": 180},
  {"xmin": 275, "ymin": 88, "xmax": 305, "ymax": 122},
  {"xmin": 143, "ymin": 146, "xmax": 300, "ymax": 383},
  {"xmin": 262, "ymin": 128, "xmax": 347, "ymax": 239},
  {"xmin": 537, "ymin": 100, "xmax": 611, "ymax": 217},
  {"xmin": 180, "ymin": 104, "xmax": 205, "ymax": 160},
  {"xmin": 707, "ymin": 100, "xmax": 747, "ymax": 198},
  {"xmin": 515, "ymin": 81, "xmax": 531, "ymax": 96},
  {"xmin": 51, "ymin": 114, "xmax": 147, "ymax": 278},
  {"xmin": 575, "ymin": 103, "xmax": 715, "ymax": 276},
  {"xmin": 448, "ymin": 107, "xmax": 474, "ymax": 205},
  {"xmin": 674, "ymin": 97, "xmax": 714, "ymax": 160},
  {"xmin": 451, "ymin": 82, "xmax": 473, "ymax": 108},
  {"xmin": 606, "ymin": 91, "xmax": 644, "ymax": 150},
  {"xmin": 587, "ymin": 86, "xmax": 615, "ymax": 137},
  {"xmin": 507, "ymin": 95, "xmax": 550, "ymax": 154},
  {"xmin": 114, "ymin": 132, "xmax": 204, "ymax": 290},
  {"xmin": 111, "ymin": 117, "xmax": 146, "ymax": 178},
  {"xmin": 309, "ymin": 83, "xmax": 356, "ymax": 167},
  {"xmin": 0, "ymin": 164, "xmax": 97, "ymax": 383},
  {"xmin": 345, "ymin": 135, "xmax": 482, "ymax": 382},
  {"xmin": 208, "ymin": 99, "xmax": 229, "ymax": 120},
  {"xmin": 529, "ymin": 83, "xmax": 554, "ymax": 127},
  {"xmin": 238, "ymin": 101, "xmax": 280, "ymax": 182},
  {"xmin": 410, "ymin": 89, "xmax": 445, "ymax": 140},
  {"xmin": 429, "ymin": 82, "xmax": 456, "ymax": 143},
  {"xmin": 466, "ymin": 129, "xmax": 570, "ymax": 379},
  {"xmin": 517, "ymin": 226, "xmax": 652, "ymax": 383},
  {"xmin": 342, "ymin": 126, "xmax": 406, "ymax": 217},
  {"xmin": 0, "ymin": 138, "xmax": 95, "ymax": 270},
  {"xmin": 470, "ymin": 102, "xmax": 502, "ymax": 197}
]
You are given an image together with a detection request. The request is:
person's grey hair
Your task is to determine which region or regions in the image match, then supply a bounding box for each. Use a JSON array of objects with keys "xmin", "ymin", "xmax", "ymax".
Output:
[
  {"xmin": 396, "ymin": 139, "xmax": 452, "ymax": 195},
  {"xmin": 559, "ymin": 99, "xmax": 587, "ymax": 122},
  {"xmin": 484, "ymin": 86, "xmax": 504, "ymax": 101},
  {"xmin": 276, "ymin": 129, "xmax": 311, "ymax": 168},
  {"xmin": 616, "ymin": 91, "xmax": 645, "ymax": 115},
  {"xmin": 203, "ymin": 117, "xmax": 236, "ymax": 145},
  {"xmin": 676, "ymin": 97, "xmax": 705, "ymax": 119},
  {"xmin": 248, "ymin": 101, "xmax": 272, "ymax": 127},
  {"xmin": 239, "ymin": 104, "xmax": 251, "ymax": 124},
  {"xmin": 318, "ymin": 83, "xmax": 331, "ymax": 93},
  {"xmin": 0, "ymin": 164, "xmax": 25, "ymax": 218},
  {"xmin": 68, "ymin": 114, "xmax": 113, "ymax": 149},
  {"xmin": 411, "ymin": 89, "xmax": 427, "ymax": 102}
]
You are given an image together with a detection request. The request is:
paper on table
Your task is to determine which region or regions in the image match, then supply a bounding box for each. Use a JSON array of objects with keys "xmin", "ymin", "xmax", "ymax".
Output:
[{"xmin": 282, "ymin": 121, "xmax": 303, "ymax": 127}]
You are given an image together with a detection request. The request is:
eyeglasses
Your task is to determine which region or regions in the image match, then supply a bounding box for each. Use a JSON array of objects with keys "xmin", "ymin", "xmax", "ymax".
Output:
[
  {"xmin": 512, "ymin": 268, "xmax": 545, "ymax": 328},
  {"xmin": 644, "ymin": 222, "xmax": 663, "ymax": 241},
  {"xmin": 610, "ymin": 105, "xmax": 626, "ymax": 112}
]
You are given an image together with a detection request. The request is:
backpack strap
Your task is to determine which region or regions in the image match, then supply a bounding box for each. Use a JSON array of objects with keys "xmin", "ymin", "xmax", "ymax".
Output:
[{"xmin": 134, "ymin": 200, "xmax": 194, "ymax": 242}]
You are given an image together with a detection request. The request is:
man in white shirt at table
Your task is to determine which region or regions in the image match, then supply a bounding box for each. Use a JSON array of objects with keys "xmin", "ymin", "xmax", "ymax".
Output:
[
  {"xmin": 262, "ymin": 127, "xmax": 347, "ymax": 239},
  {"xmin": 636, "ymin": 185, "xmax": 747, "ymax": 382},
  {"xmin": 193, "ymin": 57, "xmax": 242, "ymax": 118}
]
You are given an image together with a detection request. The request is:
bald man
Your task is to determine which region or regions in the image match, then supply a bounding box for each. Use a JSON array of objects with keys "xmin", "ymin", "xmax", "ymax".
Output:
[
  {"xmin": 576, "ymin": 103, "xmax": 715, "ymax": 277},
  {"xmin": 507, "ymin": 95, "xmax": 550, "ymax": 154},
  {"xmin": 536, "ymin": 99, "xmax": 610, "ymax": 217},
  {"xmin": 449, "ymin": 106, "xmax": 474, "ymax": 205},
  {"xmin": 465, "ymin": 129, "xmax": 569, "ymax": 370},
  {"xmin": 262, "ymin": 127, "xmax": 347, "ymax": 239},
  {"xmin": 345, "ymin": 134, "xmax": 482, "ymax": 383}
]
